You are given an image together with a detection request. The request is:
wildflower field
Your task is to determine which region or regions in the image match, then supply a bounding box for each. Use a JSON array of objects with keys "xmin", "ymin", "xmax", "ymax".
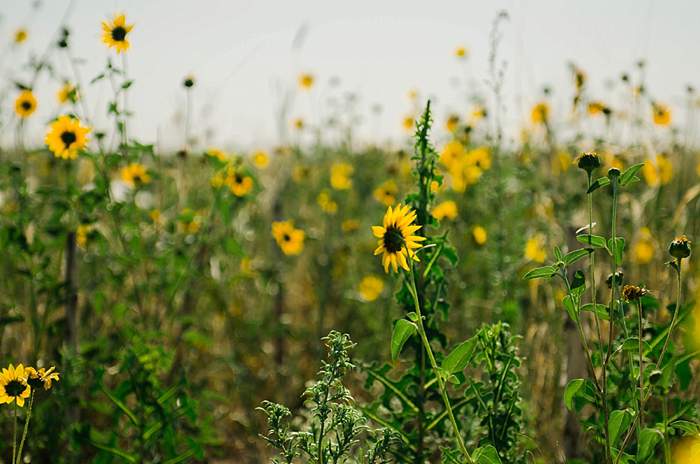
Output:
[{"xmin": 1, "ymin": 3, "xmax": 700, "ymax": 463}]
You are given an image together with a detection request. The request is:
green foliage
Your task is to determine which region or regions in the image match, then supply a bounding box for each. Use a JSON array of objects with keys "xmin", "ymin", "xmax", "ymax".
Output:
[{"xmin": 259, "ymin": 331, "xmax": 397, "ymax": 463}]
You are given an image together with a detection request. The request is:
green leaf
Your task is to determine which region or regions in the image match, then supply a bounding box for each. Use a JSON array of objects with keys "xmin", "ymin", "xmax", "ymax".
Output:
[
  {"xmin": 637, "ymin": 427, "xmax": 663, "ymax": 462},
  {"xmin": 101, "ymin": 386, "xmax": 139, "ymax": 426},
  {"xmin": 564, "ymin": 378, "xmax": 585, "ymax": 411},
  {"xmin": 607, "ymin": 237, "xmax": 625, "ymax": 265},
  {"xmin": 580, "ymin": 303, "xmax": 610, "ymax": 320},
  {"xmin": 609, "ymin": 409, "xmax": 633, "ymax": 447},
  {"xmin": 619, "ymin": 162, "xmax": 645, "ymax": 186},
  {"xmin": 523, "ymin": 265, "xmax": 557, "ymax": 280},
  {"xmin": 391, "ymin": 319, "xmax": 417, "ymax": 361},
  {"xmin": 563, "ymin": 248, "xmax": 590, "ymax": 265},
  {"xmin": 91, "ymin": 441, "xmax": 138, "ymax": 463},
  {"xmin": 441, "ymin": 337, "xmax": 477, "ymax": 374},
  {"xmin": 563, "ymin": 295, "xmax": 578, "ymax": 323},
  {"xmin": 588, "ymin": 176, "xmax": 611, "ymax": 193},
  {"xmin": 554, "ymin": 246, "xmax": 563, "ymax": 261},
  {"xmin": 473, "ymin": 444, "xmax": 502, "ymax": 464},
  {"xmin": 577, "ymin": 233, "xmax": 608, "ymax": 249},
  {"xmin": 670, "ymin": 420, "xmax": 700, "ymax": 435}
]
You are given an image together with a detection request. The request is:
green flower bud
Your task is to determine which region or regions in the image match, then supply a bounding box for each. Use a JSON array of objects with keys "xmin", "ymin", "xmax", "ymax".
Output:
[
  {"xmin": 576, "ymin": 152, "xmax": 601, "ymax": 174},
  {"xmin": 668, "ymin": 235, "xmax": 692, "ymax": 259}
]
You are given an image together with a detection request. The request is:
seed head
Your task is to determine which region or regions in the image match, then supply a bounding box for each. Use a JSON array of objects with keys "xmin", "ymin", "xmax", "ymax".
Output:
[{"xmin": 668, "ymin": 235, "xmax": 692, "ymax": 259}]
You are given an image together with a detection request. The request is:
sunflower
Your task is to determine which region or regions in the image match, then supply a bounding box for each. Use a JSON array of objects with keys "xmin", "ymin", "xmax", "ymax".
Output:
[
  {"xmin": 15, "ymin": 90, "xmax": 37, "ymax": 118},
  {"xmin": 292, "ymin": 117, "xmax": 305, "ymax": 130},
  {"xmin": 472, "ymin": 225, "xmax": 488, "ymax": 246},
  {"xmin": 14, "ymin": 28, "xmax": 28, "ymax": 44},
  {"xmin": 102, "ymin": 13, "xmax": 133, "ymax": 53},
  {"xmin": 445, "ymin": 114, "xmax": 460, "ymax": 132},
  {"xmin": 531, "ymin": 102, "xmax": 549, "ymax": 125},
  {"xmin": 226, "ymin": 170, "xmax": 254, "ymax": 197},
  {"xmin": 57, "ymin": 82, "xmax": 79, "ymax": 104},
  {"xmin": 402, "ymin": 115, "xmax": 414, "ymax": 132},
  {"xmin": 330, "ymin": 163, "xmax": 353, "ymax": 190},
  {"xmin": 120, "ymin": 163, "xmax": 151, "ymax": 187},
  {"xmin": 298, "ymin": 73, "xmax": 314, "ymax": 90},
  {"xmin": 358, "ymin": 275, "xmax": 384, "ymax": 302},
  {"xmin": 454, "ymin": 46, "xmax": 468, "ymax": 58},
  {"xmin": 373, "ymin": 180, "xmax": 398, "ymax": 206},
  {"xmin": 272, "ymin": 221, "xmax": 305, "ymax": 256},
  {"xmin": 252, "ymin": 150, "xmax": 269, "ymax": 169},
  {"xmin": 651, "ymin": 102, "xmax": 671, "ymax": 126},
  {"xmin": 207, "ymin": 147, "xmax": 229, "ymax": 162},
  {"xmin": 25, "ymin": 366, "xmax": 60, "ymax": 391},
  {"xmin": 432, "ymin": 200, "xmax": 458, "ymax": 221},
  {"xmin": 45, "ymin": 115, "xmax": 90, "ymax": 159},
  {"xmin": 525, "ymin": 234, "xmax": 547, "ymax": 263},
  {"xmin": 0, "ymin": 364, "xmax": 31, "ymax": 407},
  {"xmin": 372, "ymin": 204, "xmax": 426, "ymax": 273}
]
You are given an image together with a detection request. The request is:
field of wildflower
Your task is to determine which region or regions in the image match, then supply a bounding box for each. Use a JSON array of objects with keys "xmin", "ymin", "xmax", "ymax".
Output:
[{"xmin": 1, "ymin": 3, "xmax": 700, "ymax": 464}]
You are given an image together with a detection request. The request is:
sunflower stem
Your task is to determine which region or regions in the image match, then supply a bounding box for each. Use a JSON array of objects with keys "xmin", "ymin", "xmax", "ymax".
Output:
[
  {"xmin": 12, "ymin": 403, "xmax": 17, "ymax": 464},
  {"xmin": 406, "ymin": 256, "xmax": 473, "ymax": 464},
  {"xmin": 15, "ymin": 392, "xmax": 34, "ymax": 464}
]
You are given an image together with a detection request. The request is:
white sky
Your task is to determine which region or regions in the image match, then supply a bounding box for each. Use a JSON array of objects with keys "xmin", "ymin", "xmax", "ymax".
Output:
[{"xmin": 2, "ymin": 0, "xmax": 699, "ymax": 151}]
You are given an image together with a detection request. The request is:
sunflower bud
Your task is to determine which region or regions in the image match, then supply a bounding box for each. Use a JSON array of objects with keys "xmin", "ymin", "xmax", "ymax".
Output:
[
  {"xmin": 668, "ymin": 235, "xmax": 692, "ymax": 259},
  {"xmin": 622, "ymin": 284, "xmax": 649, "ymax": 301},
  {"xmin": 607, "ymin": 167, "xmax": 621, "ymax": 179},
  {"xmin": 576, "ymin": 152, "xmax": 601, "ymax": 174},
  {"xmin": 183, "ymin": 75, "xmax": 195, "ymax": 89},
  {"xmin": 606, "ymin": 271, "xmax": 624, "ymax": 289}
]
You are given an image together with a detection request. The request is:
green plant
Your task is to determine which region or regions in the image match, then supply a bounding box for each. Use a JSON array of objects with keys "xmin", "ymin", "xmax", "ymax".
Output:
[{"xmin": 259, "ymin": 330, "xmax": 397, "ymax": 463}]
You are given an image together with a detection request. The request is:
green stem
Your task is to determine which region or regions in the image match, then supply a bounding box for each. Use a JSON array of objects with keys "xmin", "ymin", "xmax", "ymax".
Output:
[
  {"xmin": 637, "ymin": 298, "xmax": 644, "ymax": 452},
  {"xmin": 657, "ymin": 258, "xmax": 682, "ymax": 368},
  {"xmin": 15, "ymin": 393, "xmax": 34, "ymax": 464},
  {"xmin": 12, "ymin": 403, "xmax": 17, "ymax": 464},
  {"xmin": 406, "ymin": 261, "xmax": 473, "ymax": 464}
]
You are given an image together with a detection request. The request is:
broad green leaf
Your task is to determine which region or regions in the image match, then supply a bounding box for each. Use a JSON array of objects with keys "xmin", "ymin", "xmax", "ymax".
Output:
[
  {"xmin": 620, "ymin": 162, "xmax": 645, "ymax": 186},
  {"xmin": 588, "ymin": 176, "xmax": 611, "ymax": 193},
  {"xmin": 577, "ymin": 233, "xmax": 607, "ymax": 249},
  {"xmin": 607, "ymin": 237, "xmax": 625, "ymax": 265},
  {"xmin": 473, "ymin": 444, "xmax": 502, "ymax": 464},
  {"xmin": 637, "ymin": 427, "xmax": 663, "ymax": 462},
  {"xmin": 563, "ymin": 248, "xmax": 590, "ymax": 265},
  {"xmin": 391, "ymin": 319, "xmax": 417, "ymax": 361},
  {"xmin": 609, "ymin": 409, "xmax": 633, "ymax": 446},
  {"xmin": 523, "ymin": 265, "xmax": 557, "ymax": 280},
  {"xmin": 563, "ymin": 294, "xmax": 578, "ymax": 323},
  {"xmin": 564, "ymin": 378, "xmax": 585, "ymax": 411},
  {"xmin": 580, "ymin": 303, "xmax": 610, "ymax": 320},
  {"xmin": 441, "ymin": 337, "xmax": 477, "ymax": 374}
]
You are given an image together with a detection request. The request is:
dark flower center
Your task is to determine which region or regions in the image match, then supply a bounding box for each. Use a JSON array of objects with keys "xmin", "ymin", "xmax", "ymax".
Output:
[
  {"xmin": 383, "ymin": 226, "xmax": 404, "ymax": 253},
  {"xmin": 234, "ymin": 174, "xmax": 243, "ymax": 184},
  {"xmin": 5, "ymin": 379, "xmax": 26, "ymax": 397},
  {"xmin": 21, "ymin": 101, "xmax": 32, "ymax": 111},
  {"xmin": 61, "ymin": 131, "xmax": 77, "ymax": 148},
  {"xmin": 28, "ymin": 376, "xmax": 44, "ymax": 390},
  {"xmin": 111, "ymin": 26, "xmax": 127, "ymax": 42},
  {"xmin": 282, "ymin": 233, "xmax": 291, "ymax": 242}
]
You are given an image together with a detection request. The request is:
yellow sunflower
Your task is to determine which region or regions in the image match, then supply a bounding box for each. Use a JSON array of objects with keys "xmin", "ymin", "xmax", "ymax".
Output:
[
  {"xmin": 226, "ymin": 170, "xmax": 254, "ymax": 197},
  {"xmin": 252, "ymin": 150, "xmax": 269, "ymax": 169},
  {"xmin": 0, "ymin": 364, "xmax": 31, "ymax": 407},
  {"xmin": 531, "ymin": 102, "xmax": 549, "ymax": 125},
  {"xmin": 432, "ymin": 200, "xmax": 458, "ymax": 221},
  {"xmin": 102, "ymin": 13, "xmax": 133, "ymax": 53},
  {"xmin": 45, "ymin": 115, "xmax": 90, "ymax": 159},
  {"xmin": 358, "ymin": 275, "xmax": 384, "ymax": 302},
  {"xmin": 373, "ymin": 180, "xmax": 398, "ymax": 206},
  {"xmin": 298, "ymin": 73, "xmax": 314, "ymax": 90},
  {"xmin": 472, "ymin": 225, "xmax": 488, "ymax": 246},
  {"xmin": 57, "ymin": 82, "xmax": 79, "ymax": 104},
  {"xmin": 14, "ymin": 28, "xmax": 28, "ymax": 44},
  {"xmin": 372, "ymin": 204, "xmax": 426, "ymax": 273},
  {"xmin": 330, "ymin": 162, "xmax": 353, "ymax": 190},
  {"xmin": 272, "ymin": 220, "xmax": 305, "ymax": 256},
  {"xmin": 15, "ymin": 90, "xmax": 37, "ymax": 118},
  {"xmin": 25, "ymin": 366, "xmax": 60, "ymax": 391},
  {"xmin": 651, "ymin": 102, "xmax": 671, "ymax": 126},
  {"xmin": 454, "ymin": 46, "xmax": 468, "ymax": 58},
  {"xmin": 120, "ymin": 163, "xmax": 151, "ymax": 187}
]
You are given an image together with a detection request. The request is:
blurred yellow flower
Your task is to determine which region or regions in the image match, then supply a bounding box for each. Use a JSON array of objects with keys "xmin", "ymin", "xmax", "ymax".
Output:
[
  {"xmin": 454, "ymin": 46, "xmax": 468, "ymax": 58},
  {"xmin": 531, "ymin": 102, "xmax": 549, "ymax": 125},
  {"xmin": 298, "ymin": 73, "xmax": 314, "ymax": 90},
  {"xmin": 292, "ymin": 165, "xmax": 310, "ymax": 183},
  {"xmin": 102, "ymin": 13, "xmax": 133, "ymax": 53},
  {"xmin": 472, "ymin": 225, "xmax": 488, "ymax": 246},
  {"xmin": 45, "ymin": 115, "xmax": 90, "ymax": 159},
  {"xmin": 430, "ymin": 180, "xmax": 440, "ymax": 193},
  {"xmin": 471, "ymin": 105, "xmax": 487, "ymax": 123},
  {"xmin": 552, "ymin": 150, "xmax": 572, "ymax": 175},
  {"xmin": 446, "ymin": 114, "xmax": 460, "ymax": 132},
  {"xmin": 432, "ymin": 200, "xmax": 458, "ymax": 221},
  {"xmin": 341, "ymin": 219, "xmax": 360, "ymax": 233},
  {"xmin": 227, "ymin": 170, "xmax": 254, "ymax": 197},
  {"xmin": 76, "ymin": 224, "xmax": 92, "ymax": 249},
  {"xmin": 466, "ymin": 146, "xmax": 492, "ymax": 170},
  {"xmin": 358, "ymin": 275, "xmax": 384, "ymax": 302},
  {"xmin": 642, "ymin": 153, "xmax": 673, "ymax": 187},
  {"xmin": 120, "ymin": 163, "xmax": 151, "ymax": 188},
  {"xmin": 14, "ymin": 28, "xmax": 28, "ymax": 44},
  {"xmin": 330, "ymin": 162, "xmax": 353, "ymax": 190},
  {"xmin": 252, "ymin": 150, "xmax": 269, "ymax": 169},
  {"xmin": 632, "ymin": 227, "xmax": 654, "ymax": 264},
  {"xmin": 292, "ymin": 117, "xmax": 305, "ymax": 130},
  {"xmin": 272, "ymin": 220, "xmax": 305, "ymax": 256},
  {"xmin": 402, "ymin": 115, "xmax": 414, "ymax": 132},
  {"xmin": 57, "ymin": 83, "xmax": 79, "ymax": 104},
  {"xmin": 587, "ymin": 101, "xmax": 609, "ymax": 117},
  {"xmin": 440, "ymin": 140, "xmax": 466, "ymax": 169},
  {"xmin": 525, "ymin": 235, "xmax": 547, "ymax": 263},
  {"xmin": 15, "ymin": 90, "xmax": 37, "ymax": 118},
  {"xmin": 673, "ymin": 436, "xmax": 700, "ymax": 464},
  {"xmin": 652, "ymin": 102, "xmax": 671, "ymax": 126},
  {"xmin": 179, "ymin": 209, "xmax": 202, "ymax": 235},
  {"xmin": 373, "ymin": 180, "xmax": 398, "ymax": 206},
  {"xmin": 149, "ymin": 209, "xmax": 163, "ymax": 226},
  {"xmin": 317, "ymin": 190, "xmax": 338, "ymax": 214},
  {"xmin": 207, "ymin": 148, "xmax": 228, "ymax": 162}
]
